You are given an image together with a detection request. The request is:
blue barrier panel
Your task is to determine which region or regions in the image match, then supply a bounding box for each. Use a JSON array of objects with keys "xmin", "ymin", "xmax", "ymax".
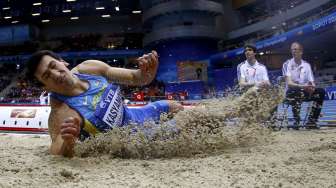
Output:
[
  {"xmin": 325, "ymin": 86, "xmax": 336, "ymax": 100},
  {"xmin": 213, "ymin": 68, "xmax": 236, "ymax": 92}
]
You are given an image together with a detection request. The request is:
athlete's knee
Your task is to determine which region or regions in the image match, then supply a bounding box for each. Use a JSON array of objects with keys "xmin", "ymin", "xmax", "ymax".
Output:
[{"xmin": 167, "ymin": 101, "xmax": 184, "ymax": 113}]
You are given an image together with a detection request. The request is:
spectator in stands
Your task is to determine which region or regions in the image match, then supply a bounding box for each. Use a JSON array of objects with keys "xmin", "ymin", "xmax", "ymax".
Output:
[
  {"xmin": 237, "ymin": 43, "xmax": 271, "ymax": 91},
  {"xmin": 282, "ymin": 42, "xmax": 325, "ymax": 129},
  {"xmin": 26, "ymin": 50, "xmax": 183, "ymax": 158}
]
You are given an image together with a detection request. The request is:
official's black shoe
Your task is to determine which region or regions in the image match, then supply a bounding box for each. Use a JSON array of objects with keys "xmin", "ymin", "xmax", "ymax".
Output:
[
  {"xmin": 292, "ymin": 122, "xmax": 300, "ymax": 130},
  {"xmin": 305, "ymin": 122, "xmax": 320, "ymax": 129},
  {"xmin": 292, "ymin": 126, "xmax": 299, "ymax": 130}
]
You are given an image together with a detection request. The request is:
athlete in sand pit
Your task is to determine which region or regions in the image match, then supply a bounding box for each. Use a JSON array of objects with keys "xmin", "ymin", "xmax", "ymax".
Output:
[{"xmin": 26, "ymin": 50, "xmax": 183, "ymax": 157}]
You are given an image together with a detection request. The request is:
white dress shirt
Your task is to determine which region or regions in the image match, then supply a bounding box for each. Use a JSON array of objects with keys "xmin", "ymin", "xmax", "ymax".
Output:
[
  {"xmin": 282, "ymin": 58, "xmax": 314, "ymax": 85},
  {"xmin": 237, "ymin": 60, "xmax": 269, "ymax": 85}
]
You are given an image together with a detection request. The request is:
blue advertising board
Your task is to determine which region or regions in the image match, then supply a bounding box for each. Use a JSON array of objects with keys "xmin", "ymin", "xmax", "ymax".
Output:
[{"xmin": 325, "ymin": 86, "xmax": 336, "ymax": 100}]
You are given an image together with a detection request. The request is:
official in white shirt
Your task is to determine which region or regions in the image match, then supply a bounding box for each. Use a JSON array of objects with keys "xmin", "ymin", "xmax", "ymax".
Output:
[
  {"xmin": 237, "ymin": 44, "xmax": 270, "ymax": 91},
  {"xmin": 282, "ymin": 42, "xmax": 325, "ymax": 129},
  {"xmin": 237, "ymin": 44, "xmax": 279, "ymax": 125}
]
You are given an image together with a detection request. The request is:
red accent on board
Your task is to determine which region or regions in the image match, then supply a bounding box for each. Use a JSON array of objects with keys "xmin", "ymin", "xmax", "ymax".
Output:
[{"xmin": 0, "ymin": 127, "xmax": 48, "ymax": 132}]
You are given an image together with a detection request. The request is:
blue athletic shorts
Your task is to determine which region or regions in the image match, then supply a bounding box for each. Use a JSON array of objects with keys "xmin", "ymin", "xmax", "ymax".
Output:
[{"xmin": 123, "ymin": 100, "xmax": 170, "ymax": 125}]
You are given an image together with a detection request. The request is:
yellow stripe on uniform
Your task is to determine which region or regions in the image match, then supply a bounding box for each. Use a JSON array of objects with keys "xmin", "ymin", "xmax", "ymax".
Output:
[
  {"xmin": 92, "ymin": 85, "xmax": 107, "ymax": 109},
  {"xmin": 83, "ymin": 119, "xmax": 101, "ymax": 136}
]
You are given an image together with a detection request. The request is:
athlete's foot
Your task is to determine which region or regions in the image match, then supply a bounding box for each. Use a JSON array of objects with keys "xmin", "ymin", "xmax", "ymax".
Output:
[{"xmin": 167, "ymin": 101, "xmax": 184, "ymax": 113}]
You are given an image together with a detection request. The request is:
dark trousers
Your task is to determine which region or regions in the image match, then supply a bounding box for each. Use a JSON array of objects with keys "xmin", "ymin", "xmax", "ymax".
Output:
[{"xmin": 286, "ymin": 87, "xmax": 325, "ymax": 124}]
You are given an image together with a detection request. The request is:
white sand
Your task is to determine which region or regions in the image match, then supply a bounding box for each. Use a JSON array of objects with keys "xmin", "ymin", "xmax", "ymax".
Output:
[{"xmin": 1, "ymin": 128, "xmax": 336, "ymax": 188}]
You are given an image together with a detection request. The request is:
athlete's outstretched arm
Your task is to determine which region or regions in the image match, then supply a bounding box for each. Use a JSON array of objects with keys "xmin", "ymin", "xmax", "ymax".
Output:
[
  {"xmin": 73, "ymin": 51, "xmax": 159, "ymax": 86},
  {"xmin": 48, "ymin": 99, "xmax": 81, "ymax": 158}
]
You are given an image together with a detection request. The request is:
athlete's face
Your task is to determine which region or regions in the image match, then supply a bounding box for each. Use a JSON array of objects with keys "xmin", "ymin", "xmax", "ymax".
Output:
[
  {"xmin": 291, "ymin": 43, "xmax": 303, "ymax": 60},
  {"xmin": 34, "ymin": 55, "xmax": 75, "ymax": 92},
  {"xmin": 244, "ymin": 47, "xmax": 256, "ymax": 60}
]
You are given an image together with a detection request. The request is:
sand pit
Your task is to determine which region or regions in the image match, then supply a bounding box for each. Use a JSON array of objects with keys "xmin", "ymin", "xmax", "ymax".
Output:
[{"xmin": 1, "ymin": 129, "xmax": 336, "ymax": 188}]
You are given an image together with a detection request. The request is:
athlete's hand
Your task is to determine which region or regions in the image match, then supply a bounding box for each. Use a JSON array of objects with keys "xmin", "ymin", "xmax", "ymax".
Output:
[
  {"xmin": 61, "ymin": 117, "xmax": 80, "ymax": 144},
  {"xmin": 136, "ymin": 50, "xmax": 159, "ymax": 84},
  {"xmin": 257, "ymin": 81, "xmax": 270, "ymax": 88}
]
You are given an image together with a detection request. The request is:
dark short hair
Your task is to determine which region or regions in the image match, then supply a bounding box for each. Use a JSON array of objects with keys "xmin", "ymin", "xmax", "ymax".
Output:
[
  {"xmin": 25, "ymin": 50, "xmax": 62, "ymax": 81},
  {"xmin": 291, "ymin": 41, "xmax": 303, "ymax": 51},
  {"xmin": 244, "ymin": 43, "xmax": 257, "ymax": 53}
]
